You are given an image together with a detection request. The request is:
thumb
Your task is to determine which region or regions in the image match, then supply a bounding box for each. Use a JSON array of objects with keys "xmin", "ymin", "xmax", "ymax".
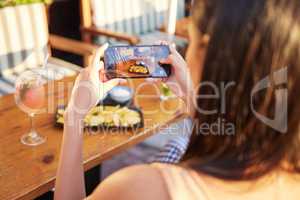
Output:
[{"xmin": 91, "ymin": 43, "xmax": 109, "ymax": 70}]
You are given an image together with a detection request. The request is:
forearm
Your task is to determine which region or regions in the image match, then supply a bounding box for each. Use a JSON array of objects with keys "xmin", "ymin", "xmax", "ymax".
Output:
[{"xmin": 54, "ymin": 111, "xmax": 86, "ymax": 200}]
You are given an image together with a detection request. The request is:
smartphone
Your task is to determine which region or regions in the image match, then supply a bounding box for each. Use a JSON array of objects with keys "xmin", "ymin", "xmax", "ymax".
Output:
[{"xmin": 104, "ymin": 45, "xmax": 171, "ymax": 78}]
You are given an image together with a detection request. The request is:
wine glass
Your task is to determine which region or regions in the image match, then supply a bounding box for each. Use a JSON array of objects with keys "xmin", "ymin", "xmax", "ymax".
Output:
[{"xmin": 15, "ymin": 69, "xmax": 47, "ymax": 146}]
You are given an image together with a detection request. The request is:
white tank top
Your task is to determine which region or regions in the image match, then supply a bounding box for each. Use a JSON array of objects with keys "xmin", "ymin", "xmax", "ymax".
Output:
[{"xmin": 152, "ymin": 163, "xmax": 300, "ymax": 200}]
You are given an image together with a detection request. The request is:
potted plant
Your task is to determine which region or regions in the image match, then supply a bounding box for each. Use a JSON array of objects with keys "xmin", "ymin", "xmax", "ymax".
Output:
[{"xmin": 0, "ymin": 0, "xmax": 51, "ymax": 8}]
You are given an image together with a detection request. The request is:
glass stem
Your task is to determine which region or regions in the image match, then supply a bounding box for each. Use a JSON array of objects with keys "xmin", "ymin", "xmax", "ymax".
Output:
[{"xmin": 29, "ymin": 113, "xmax": 37, "ymax": 138}]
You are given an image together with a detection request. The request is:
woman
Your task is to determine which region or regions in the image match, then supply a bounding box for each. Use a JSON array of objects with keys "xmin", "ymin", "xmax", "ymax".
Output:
[{"xmin": 55, "ymin": 0, "xmax": 300, "ymax": 199}]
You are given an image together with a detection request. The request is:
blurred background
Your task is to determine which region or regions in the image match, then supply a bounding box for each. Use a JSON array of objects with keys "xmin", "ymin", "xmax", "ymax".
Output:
[
  {"xmin": 49, "ymin": 0, "xmax": 192, "ymax": 66},
  {"xmin": 0, "ymin": 1, "xmax": 192, "ymax": 199}
]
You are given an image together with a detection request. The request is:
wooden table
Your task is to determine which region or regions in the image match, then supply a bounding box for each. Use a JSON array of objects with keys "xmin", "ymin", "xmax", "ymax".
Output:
[{"xmin": 0, "ymin": 76, "xmax": 185, "ymax": 200}]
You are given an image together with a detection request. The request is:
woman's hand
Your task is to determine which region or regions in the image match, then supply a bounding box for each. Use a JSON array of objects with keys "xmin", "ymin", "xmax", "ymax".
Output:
[
  {"xmin": 55, "ymin": 44, "xmax": 126, "ymax": 200},
  {"xmin": 66, "ymin": 44, "xmax": 124, "ymax": 119},
  {"xmin": 160, "ymin": 45, "xmax": 194, "ymax": 100}
]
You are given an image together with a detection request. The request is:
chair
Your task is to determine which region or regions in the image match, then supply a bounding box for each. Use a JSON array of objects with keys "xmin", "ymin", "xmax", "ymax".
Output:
[
  {"xmin": 79, "ymin": 0, "xmax": 191, "ymax": 164},
  {"xmin": 0, "ymin": 3, "xmax": 98, "ymax": 96},
  {"xmin": 80, "ymin": 0, "xmax": 188, "ymax": 66}
]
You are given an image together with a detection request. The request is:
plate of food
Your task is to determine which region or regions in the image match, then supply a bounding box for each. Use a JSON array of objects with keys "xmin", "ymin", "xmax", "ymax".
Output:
[
  {"xmin": 128, "ymin": 61, "xmax": 150, "ymax": 75},
  {"xmin": 55, "ymin": 105, "xmax": 144, "ymax": 130}
]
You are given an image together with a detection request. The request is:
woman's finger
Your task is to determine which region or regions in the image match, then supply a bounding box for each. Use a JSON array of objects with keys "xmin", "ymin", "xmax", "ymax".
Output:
[
  {"xmin": 99, "ymin": 68, "xmax": 108, "ymax": 82},
  {"xmin": 91, "ymin": 61, "xmax": 104, "ymax": 79},
  {"xmin": 91, "ymin": 43, "xmax": 109, "ymax": 71},
  {"xmin": 85, "ymin": 44, "xmax": 108, "ymax": 83},
  {"xmin": 168, "ymin": 44, "xmax": 180, "ymax": 57},
  {"xmin": 78, "ymin": 68, "xmax": 89, "ymax": 81},
  {"xmin": 91, "ymin": 59, "xmax": 103, "ymax": 76}
]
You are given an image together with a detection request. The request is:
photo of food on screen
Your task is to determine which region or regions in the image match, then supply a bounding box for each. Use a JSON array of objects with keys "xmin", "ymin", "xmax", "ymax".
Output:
[{"xmin": 104, "ymin": 46, "xmax": 170, "ymax": 78}]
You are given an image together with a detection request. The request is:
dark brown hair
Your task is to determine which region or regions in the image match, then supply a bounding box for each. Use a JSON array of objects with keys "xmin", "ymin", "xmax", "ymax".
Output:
[{"xmin": 183, "ymin": 0, "xmax": 300, "ymax": 180}]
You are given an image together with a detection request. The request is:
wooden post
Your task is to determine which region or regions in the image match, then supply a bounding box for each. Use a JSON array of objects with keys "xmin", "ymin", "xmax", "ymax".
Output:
[
  {"xmin": 80, "ymin": 0, "xmax": 93, "ymax": 67},
  {"xmin": 45, "ymin": 4, "xmax": 52, "ymax": 57},
  {"xmin": 166, "ymin": 0, "xmax": 178, "ymax": 35}
]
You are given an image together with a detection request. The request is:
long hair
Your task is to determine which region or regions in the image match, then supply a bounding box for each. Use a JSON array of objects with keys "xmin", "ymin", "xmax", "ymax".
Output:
[{"xmin": 183, "ymin": 0, "xmax": 300, "ymax": 180}]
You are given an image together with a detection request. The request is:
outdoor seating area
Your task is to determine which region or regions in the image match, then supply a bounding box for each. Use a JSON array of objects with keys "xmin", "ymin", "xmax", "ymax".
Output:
[{"xmin": 1, "ymin": 0, "xmax": 299, "ymax": 200}]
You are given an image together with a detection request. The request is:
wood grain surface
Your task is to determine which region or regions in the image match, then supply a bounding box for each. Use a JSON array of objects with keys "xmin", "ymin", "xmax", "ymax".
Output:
[{"xmin": 0, "ymin": 76, "xmax": 185, "ymax": 200}]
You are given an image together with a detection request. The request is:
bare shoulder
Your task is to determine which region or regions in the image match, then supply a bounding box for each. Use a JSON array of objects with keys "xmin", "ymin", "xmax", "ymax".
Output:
[{"xmin": 87, "ymin": 164, "xmax": 170, "ymax": 200}]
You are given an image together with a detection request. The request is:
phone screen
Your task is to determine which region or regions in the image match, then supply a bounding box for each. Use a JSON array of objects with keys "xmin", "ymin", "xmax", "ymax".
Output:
[{"xmin": 104, "ymin": 45, "xmax": 171, "ymax": 78}]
